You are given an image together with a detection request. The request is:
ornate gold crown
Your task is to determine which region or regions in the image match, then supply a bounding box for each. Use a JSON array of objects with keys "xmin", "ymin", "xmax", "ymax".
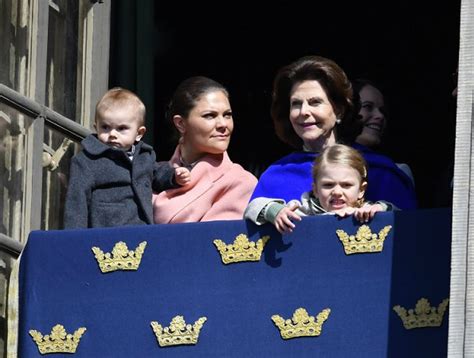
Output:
[
  {"xmin": 271, "ymin": 307, "xmax": 331, "ymax": 340},
  {"xmin": 150, "ymin": 315, "xmax": 207, "ymax": 347},
  {"xmin": 29, "ymin": 324, "xmax": 86, "ymax": 354},
  {"xmin": 335, "ymin": 225, "xmax": 392, "ymax": 255},
  {"xmin": 91, "ymin": 241, "xmax": 147, "ymax": 273},
  {"xmin": 393, "ymin": 297, "xmax": 449, "ymax": 329},
  {"xmin": 213, "ymin": 233, "xmax": 270, "ymax": 264}
]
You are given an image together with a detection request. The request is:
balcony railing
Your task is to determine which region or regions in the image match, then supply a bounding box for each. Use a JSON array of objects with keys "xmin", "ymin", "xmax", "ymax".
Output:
[{"xmin": 0, "ymin": 84, "xmax": 91, "ymax": 247}]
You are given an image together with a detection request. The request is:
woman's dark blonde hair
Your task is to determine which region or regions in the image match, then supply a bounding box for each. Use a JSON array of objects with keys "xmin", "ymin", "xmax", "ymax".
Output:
[
  {"xmin": 312, "ymin": 144, "xmax": 368, "ymax": 206},
  {"xmin": 271, "ymin": 55, "xmax": 360, "ymax": 149}
]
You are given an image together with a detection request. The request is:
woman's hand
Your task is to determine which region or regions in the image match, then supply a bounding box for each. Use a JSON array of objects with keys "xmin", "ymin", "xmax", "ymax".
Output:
[{"xmin": 274, "ymin": 202, "xmax": 302, "ymax": 234}]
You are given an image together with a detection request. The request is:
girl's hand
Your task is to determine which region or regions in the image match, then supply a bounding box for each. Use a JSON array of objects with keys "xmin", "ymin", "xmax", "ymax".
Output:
[
  {"xmin": 353, "ymin": 203, "xmax": 384, "ymax": 223},
  {"xmin": 334, "ymin": 204, "xmax": 384, "ymax": 223},
  {"xmin": 274, "ymin": 202, "xmax": 302, "ymax": 234},
  {"xmin": 333, "ymin": 206, "xmax": 356, "ymax": 218}
]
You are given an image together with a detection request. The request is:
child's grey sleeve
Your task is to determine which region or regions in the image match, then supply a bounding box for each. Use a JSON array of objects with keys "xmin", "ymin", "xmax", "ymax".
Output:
[
  {"xmin": 375, "ymin": 200, "xmax": 399, "ymax": 211},
  {"xmin": 244, "ymin": 197, "xmax": 286, "ymax": 225}
]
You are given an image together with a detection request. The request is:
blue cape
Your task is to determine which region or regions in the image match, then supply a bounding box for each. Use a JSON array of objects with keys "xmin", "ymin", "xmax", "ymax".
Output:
[{"xmin": 251, "ymin": 145, "xmax": 417, "ymax": 210}]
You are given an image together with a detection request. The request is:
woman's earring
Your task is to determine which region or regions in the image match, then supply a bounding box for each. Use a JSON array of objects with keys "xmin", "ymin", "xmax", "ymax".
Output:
[{"xmin": 335, "ymin": 118, "xmax": 342, "ymax": 124}]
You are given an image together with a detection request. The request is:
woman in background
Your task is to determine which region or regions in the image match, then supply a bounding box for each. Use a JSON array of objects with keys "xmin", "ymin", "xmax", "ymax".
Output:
[{"xmin": 352, "ymin": 78, "xmax": 415, "ymax": 186}]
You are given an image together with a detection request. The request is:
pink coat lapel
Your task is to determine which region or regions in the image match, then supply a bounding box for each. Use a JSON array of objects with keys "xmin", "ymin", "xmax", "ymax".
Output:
[{"xmin": 152, "ymin": 146, "xmax": 234, "ymax": 223}]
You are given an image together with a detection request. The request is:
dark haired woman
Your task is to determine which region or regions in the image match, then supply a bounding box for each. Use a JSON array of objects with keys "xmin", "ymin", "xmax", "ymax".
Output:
[{"xmin": 152, "ymin": 76, "xmax": 257, "ymax": 223}]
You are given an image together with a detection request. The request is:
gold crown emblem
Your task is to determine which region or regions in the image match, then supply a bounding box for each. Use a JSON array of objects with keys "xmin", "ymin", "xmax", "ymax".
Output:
[
  {"xmin": 335, "ymin": 225, "xmax": 392, "ymax": 255},
  {"xmin": 393, "ymin": 297, "xmax": 449, "ymax": 329},
  {"xmin": 91, "ymin": 241, "xmax": 147, "ymax": 273},
  {"xmin": 271, "ymin": 307, "xmax": 331, "ymax": 340},
  {"xmin": 213, "ymin": 234, "xmax": 270, "ymax": 264},
  {"xmin": 150, "ymin": 315, "xmax": 207, "ymax": 347},
  {"xmin": 29, "ymin": 324, "xmax": 86, "ymax": 354}
]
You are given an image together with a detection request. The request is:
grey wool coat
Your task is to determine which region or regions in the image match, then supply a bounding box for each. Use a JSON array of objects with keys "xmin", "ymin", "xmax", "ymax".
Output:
[{"xmin": 63, "ymin": 134, "xmax": 176, "ymax": 229}]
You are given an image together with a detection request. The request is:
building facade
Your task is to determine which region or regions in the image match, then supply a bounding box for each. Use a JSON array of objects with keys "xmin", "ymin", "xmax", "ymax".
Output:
[
  {"xmin": 0, "ymin": 1, "xmax": 110, "ymax": 356},
  {"xmin": 1, "ymin": 0, "xmax": 474, "ymax": 357}
]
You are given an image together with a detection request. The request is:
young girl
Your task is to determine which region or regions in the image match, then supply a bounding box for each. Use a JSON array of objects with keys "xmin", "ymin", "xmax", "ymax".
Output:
[{"xmin": 244, "ymin": 144, "xmax": 396, "ymax": 234}]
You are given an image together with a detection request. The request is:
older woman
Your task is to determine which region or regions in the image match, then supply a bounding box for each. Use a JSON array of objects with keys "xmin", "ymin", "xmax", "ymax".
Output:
[
  {"xmin": 250, "ymin": 55, "xmax": 417, "ymax": 210},
  {"xmin": 152, "ymin": 76, "xmax": 257, "ymax": 223}
]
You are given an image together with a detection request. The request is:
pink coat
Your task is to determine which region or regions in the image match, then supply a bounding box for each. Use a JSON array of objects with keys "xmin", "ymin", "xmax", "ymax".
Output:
[{"xmin": 152, "ymin": 146, "xmax": 258, "ymax": 224}]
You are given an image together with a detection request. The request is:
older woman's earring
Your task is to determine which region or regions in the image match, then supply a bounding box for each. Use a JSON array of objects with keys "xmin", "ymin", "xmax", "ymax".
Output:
[{"xmin": 335, "ymin": 118, "xmax": 342, "ymax": 124}]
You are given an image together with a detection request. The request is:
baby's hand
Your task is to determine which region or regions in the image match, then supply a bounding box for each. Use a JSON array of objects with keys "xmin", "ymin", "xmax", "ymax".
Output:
[
  {"xmin": 174, "ymin": 166, "xmax": 191, "ymax": 186},
  {"xmin": 274, "ymin": 202, "xmax": 302, "ymax": 234}
]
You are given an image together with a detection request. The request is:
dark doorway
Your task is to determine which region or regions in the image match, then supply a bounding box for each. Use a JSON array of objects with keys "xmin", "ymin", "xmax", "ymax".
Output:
[{"xmin": 110, "ymin": 1, "xmax": 460, "ymax": 208}]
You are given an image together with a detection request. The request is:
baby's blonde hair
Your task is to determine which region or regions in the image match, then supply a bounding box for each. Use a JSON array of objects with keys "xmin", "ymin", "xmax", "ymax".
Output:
[{"xmin": 95, "ymin": 87, "xmax": 146, "ymax": 126}]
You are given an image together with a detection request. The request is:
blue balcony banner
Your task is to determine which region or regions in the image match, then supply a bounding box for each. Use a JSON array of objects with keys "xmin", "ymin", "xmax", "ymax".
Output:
[{"xmin": 18, "ymin": 208, "xmax": 451, "ymax": 357}]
